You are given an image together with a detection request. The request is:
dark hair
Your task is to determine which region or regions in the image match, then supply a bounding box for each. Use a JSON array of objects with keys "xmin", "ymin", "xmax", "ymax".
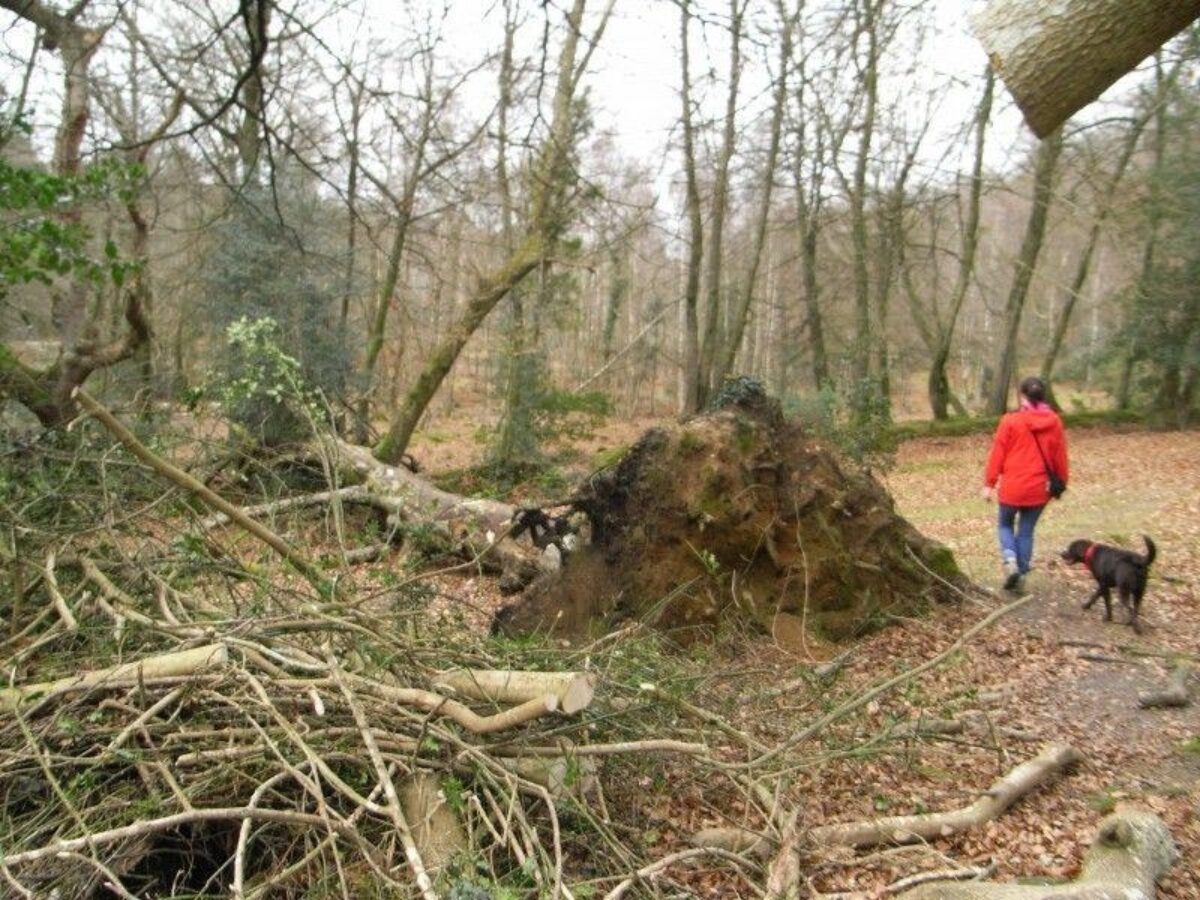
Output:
[{"xmin": 1018, "ymin": 376, "xmax": 1046, "ymax": 403}]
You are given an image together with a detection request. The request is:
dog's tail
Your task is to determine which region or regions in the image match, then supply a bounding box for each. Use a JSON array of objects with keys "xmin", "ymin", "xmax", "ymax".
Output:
[{"xmin": 1140, "ymin": 535, "xmax": 1157, "ymax": 567}]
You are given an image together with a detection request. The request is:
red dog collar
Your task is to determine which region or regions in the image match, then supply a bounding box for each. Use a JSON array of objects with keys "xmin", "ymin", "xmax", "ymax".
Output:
[{"xmin": 1083, "ymin": 544, "xmax": 1096, "ymax": 567}]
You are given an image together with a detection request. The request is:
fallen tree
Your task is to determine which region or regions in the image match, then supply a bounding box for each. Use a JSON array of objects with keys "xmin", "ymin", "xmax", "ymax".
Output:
[
  {"xmin": 899, "ymin": 807, "xmax": 1179, "ymax": 899},
  {"xmin": 143, "ymin": 380, "xmax": 966, "ymax": 645}
]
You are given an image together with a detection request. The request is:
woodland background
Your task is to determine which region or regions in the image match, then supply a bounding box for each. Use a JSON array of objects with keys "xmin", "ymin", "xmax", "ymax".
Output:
[{"xmin": 2, "ymin": 0, "xmax": 1198, "ymax": 452}]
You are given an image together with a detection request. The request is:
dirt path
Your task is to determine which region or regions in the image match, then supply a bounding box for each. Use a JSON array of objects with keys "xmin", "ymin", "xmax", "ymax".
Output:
[{"xmin": 878, "ymin": 428, "xmax": 1200, "ymax": 897}]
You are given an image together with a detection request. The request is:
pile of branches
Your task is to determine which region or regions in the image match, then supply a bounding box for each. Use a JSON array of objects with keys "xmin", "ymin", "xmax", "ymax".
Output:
[
  {"xmin": 0, "ymin": 411, "xmax": 733, "ymax": 897},
  {"xmin": 0, "ymin": 548, "xmax": 692, "ymax": 897}
]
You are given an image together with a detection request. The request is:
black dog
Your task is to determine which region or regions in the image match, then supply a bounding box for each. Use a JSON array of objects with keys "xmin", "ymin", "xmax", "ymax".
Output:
[{"xmin": 1061, "ymin": 536, "xmax": 1156, "ymax": 634}]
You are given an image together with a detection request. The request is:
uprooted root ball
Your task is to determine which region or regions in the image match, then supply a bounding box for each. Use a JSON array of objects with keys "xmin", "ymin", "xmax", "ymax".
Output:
[{"xmin": 495, "ymin": 387, "xmax": 966, "ymax": 643}]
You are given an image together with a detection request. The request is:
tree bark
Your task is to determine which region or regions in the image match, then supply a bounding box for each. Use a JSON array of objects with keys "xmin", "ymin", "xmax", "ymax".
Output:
[
  {"xmin": 987, "ymin": 129, "xmax": 1063, "ymax": 415},
  {"xmin": 972, "ymin": 0, "xmax": 1200, "ymax": 138}
]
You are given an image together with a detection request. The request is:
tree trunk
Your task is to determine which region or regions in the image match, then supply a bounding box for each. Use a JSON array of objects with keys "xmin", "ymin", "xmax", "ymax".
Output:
[
  {"xmin": 714, "ymin": 1, "xmax": 792, "ymax": 388},
  {"xmin": 849, "ymin": 0, "xmax": 880, "ymax": 400},
  {"xmin": 1118, "ymin": 55, "xmax": 1170, "ymax": 410},
  {"xmin": 234, "ymin": 0, "xmax": 271, "ymax": 182},
  {"xmin": 356, "ymin": 60, "xmax": 435, "ymax": 442},
  {"xmin": 679, "ymin": 0, "xmax": 704, "ymax": 414},
  {"xmin": 695, "ymin": 0, "xmax": 746, "ymax": 408},
  {"xmin": 0, "ymin": 2, "xmax": 150, "ymax": 427},
  {"xmin": 1040, "ymin": 99, "xmax": 1157, "ymax": 403},
  {"xmin": 791, "ymin": 47, "xmax": 830, "ymax": 390},
  {"xmin": 972, "ymin": 0, "xmax": 1200, "ymax": 138},
  {"xmin": 929, "ymin": 67, "xmax": 993, "ymax": 419},
  {"xmin": 987, "ymin": 129, "xmax": 1063, "ymax": 415},
  {"xmin": 494, "ymin": 4, "xmax": 541, "ymax": 467}
]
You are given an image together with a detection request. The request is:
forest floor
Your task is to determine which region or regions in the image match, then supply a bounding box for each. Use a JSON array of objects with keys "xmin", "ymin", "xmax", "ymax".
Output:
[{"xmin": 409, "ymin": 420, "xmax": 1200, "ymax": 897}]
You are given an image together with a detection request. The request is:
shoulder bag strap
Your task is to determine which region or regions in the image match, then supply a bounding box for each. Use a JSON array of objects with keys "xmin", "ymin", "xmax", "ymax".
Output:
[{"xmin": 1026, "ymin": 423, "xmax": 1054, "ymax": 478}]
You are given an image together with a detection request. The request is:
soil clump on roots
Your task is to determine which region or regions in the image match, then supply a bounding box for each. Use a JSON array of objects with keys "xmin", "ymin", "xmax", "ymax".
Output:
[{"xmin": 495, "ymin": 381, "xmax": 967, "ymax": 643}]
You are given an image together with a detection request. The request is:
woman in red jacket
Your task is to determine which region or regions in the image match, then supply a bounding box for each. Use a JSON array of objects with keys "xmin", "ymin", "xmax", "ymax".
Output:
[{"xmin": 981, "ymin": 376, "xmax": 1069, "ymax": 591}]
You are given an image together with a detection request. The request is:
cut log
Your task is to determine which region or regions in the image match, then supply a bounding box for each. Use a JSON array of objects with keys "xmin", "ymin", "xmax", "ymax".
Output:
[
  {"xmin": 898, "ymin": 806, "xmax": 1178, "ymax": 898},
  {"xmin": 0, "ymin": 644, "xmax": 229, "ymax": 707},
  {"xmin": 433, "ymin": 669, "xmax": 596, "ymax": 714},
  {"xmin": 765, "ymin": 811, "xmax": 803, "ymax": 900},
  {"xmin": 1138, "ymin": 664, "xmax": 1192, "ymax": 709},
  {"xmin": 810, "ymin": 743, "xmax": 1082, "ymax": 848},
  {"xmin": 400, "ymin": 773, "xmax": 467, "ymax": 874},
  {"xmin": 494, "ymin": 753, "xmax": 598, "ymax": 798},
  {"xmin": 972, "ymin": 0, "xmax": 1200, "ymax": 138}
]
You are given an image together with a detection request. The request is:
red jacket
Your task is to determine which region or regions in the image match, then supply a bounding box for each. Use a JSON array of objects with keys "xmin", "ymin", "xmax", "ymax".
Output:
[{"xmin": 984, "ymin": 407, "xmax": 1069, "ymax": 506}]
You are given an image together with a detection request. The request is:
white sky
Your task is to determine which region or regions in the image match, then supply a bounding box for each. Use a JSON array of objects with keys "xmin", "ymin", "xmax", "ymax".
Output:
[{"xmin": 1, "ymin": 0, "xmax": 1165, "ymax": 195}]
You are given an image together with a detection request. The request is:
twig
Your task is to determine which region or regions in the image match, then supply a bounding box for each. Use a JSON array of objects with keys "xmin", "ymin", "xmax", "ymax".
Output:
[
  {"xmin": 884, "ymin": 862, "xmax": 996, "ymax": 894},
  {"xmin": 3, "ymin": 807, "xmax": 361, "ymax": 868},
  {"xmin": 602, "ymin": 847, "xmax": 759, "ymax": 900},
  {"xmin": 43, "ymin": 552, "xmax": 78, "ymax": 632}
]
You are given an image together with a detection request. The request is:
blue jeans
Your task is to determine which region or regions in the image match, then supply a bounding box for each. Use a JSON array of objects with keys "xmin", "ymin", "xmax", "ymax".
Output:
[{"xmin": 998, "ymin": 503, "xmax": 1045, "ymax": 574}]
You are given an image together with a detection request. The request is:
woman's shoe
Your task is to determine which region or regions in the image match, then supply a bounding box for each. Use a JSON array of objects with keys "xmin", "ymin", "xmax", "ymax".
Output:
[{"xmin": 1002, "ymin": 558, "xmax": 1021, "ymax": 591}]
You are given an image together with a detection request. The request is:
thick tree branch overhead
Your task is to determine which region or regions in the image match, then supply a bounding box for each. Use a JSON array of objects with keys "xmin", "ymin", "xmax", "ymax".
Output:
[{"xmin": 973, "ymin": 0, "xmax": 1200, "ymax": 138}]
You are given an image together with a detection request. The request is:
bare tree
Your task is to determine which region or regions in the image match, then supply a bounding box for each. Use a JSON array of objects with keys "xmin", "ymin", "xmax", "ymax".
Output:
[
  {"xmin": 375, "ymin": 0, "xmax": 614, "ymax": 464},
  {"xmin": 713, "ymin": 0, "xmax": 796, "ymax": 391},
  {"xmin": 678, "ymin": 0, "xmax": 705, "ymax": 414},
  {"xmin": 928, "ymin": 65, "xmax": 994, "ymax": 419},
  {"xmin": 986, "ymin": 129, "xmax": 1064, "ymax": 415}
]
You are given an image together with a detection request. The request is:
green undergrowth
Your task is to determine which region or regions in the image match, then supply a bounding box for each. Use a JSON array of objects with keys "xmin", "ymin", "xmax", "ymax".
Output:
[{"xmin": 889, "ymin": 407, "xmax": 1150, "ymax": 442}]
